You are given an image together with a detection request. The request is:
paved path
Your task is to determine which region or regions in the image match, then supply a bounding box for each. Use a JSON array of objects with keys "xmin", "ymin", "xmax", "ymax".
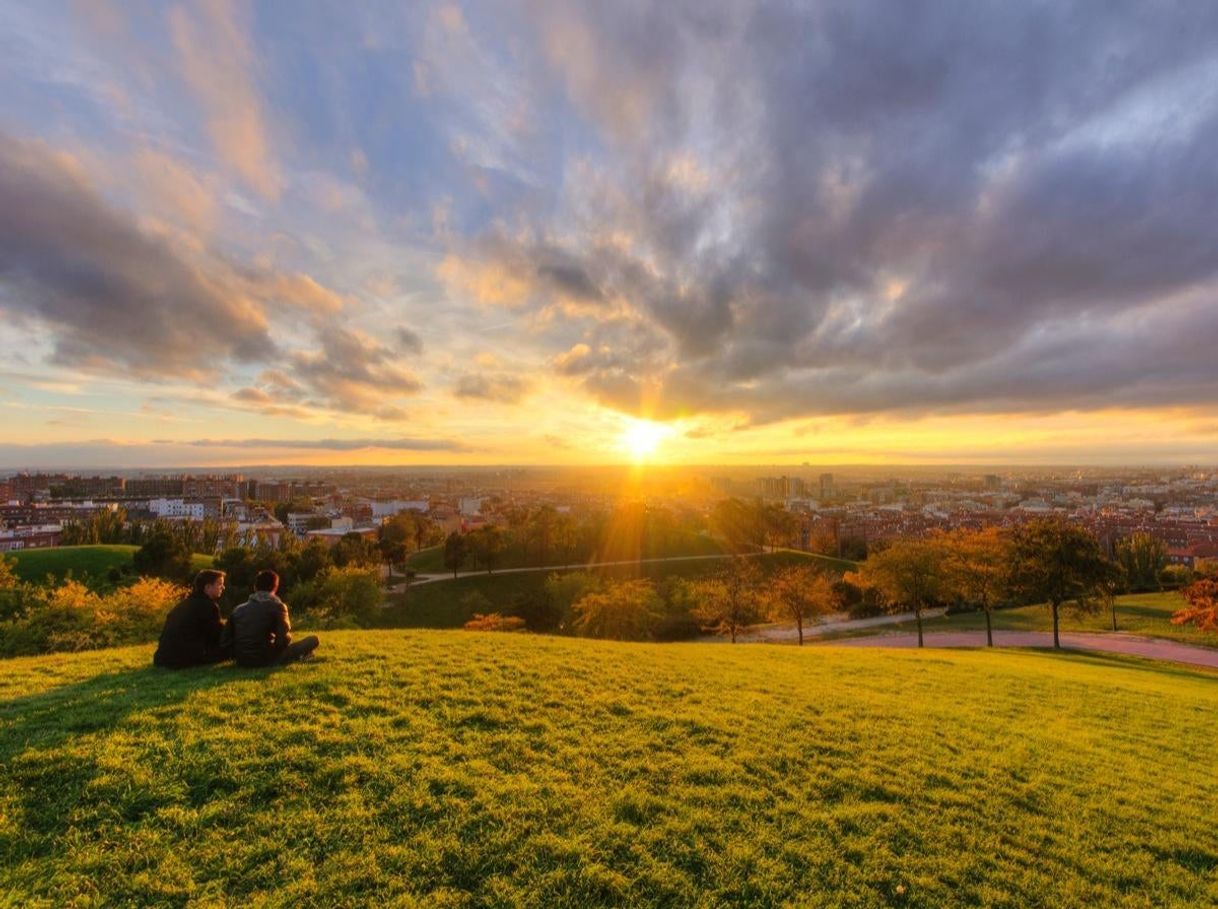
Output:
[
  {"xmin": 737, "ymin": 609, "xmax": 948, "ymax": 643},
  {"xmin": 405, "ymin": 552, "xmax": 743, "ymax": 586},
  {"xmin": 821, "ymin": 630, "xmax": 1218, "ymax": 670}
]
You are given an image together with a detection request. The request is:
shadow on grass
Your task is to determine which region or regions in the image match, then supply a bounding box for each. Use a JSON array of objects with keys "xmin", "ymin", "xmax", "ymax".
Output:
[
  {"xmin": 0, "ymin": 661, "xmax": 287, "ymax": 858},
  {"xmin": 1002, "ymin": 646, "xmax": 1218, "ymax": 682}
]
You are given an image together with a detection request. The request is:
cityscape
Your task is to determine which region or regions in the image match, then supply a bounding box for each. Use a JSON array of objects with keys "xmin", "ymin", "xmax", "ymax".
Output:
[{"xmin": 3, "ymin": 1, "xmax": 1218, "ymax": 907}]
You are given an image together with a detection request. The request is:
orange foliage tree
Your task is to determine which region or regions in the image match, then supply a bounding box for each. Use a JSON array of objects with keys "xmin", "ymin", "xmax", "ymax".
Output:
[{"xmin": 1171, "ymin": 578, "xmax": 1218, "ymax": 633}]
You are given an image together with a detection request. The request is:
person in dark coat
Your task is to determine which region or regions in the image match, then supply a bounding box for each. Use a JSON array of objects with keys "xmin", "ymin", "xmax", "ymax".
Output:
[
  {"xmin": 153, "ymin": 569, "xmax": 230, "ymax": 669},
  {"xmin": 222, "ymin": 570, "xmax": 319, "ymax": 668}
]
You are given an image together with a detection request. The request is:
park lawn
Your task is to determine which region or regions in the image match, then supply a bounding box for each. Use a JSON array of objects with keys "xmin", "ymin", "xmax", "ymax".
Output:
[
  {"xmin": 6, "ymin": 545, "xmax": 215, "ymax": 589},
  {"xmin": 824, "ymin": 591, "xmax": 1218, "ymax": 649},
  {"xmin": 1, "ymin": 631, "xmax": 1216, "ymax": 907},
  {"xmin": 395, "ymin": 550, "xmax": 852, "ymax": 628},
  {"xmin": 406, "ymin": 531, "xmax": 729, "ymax": 574}
]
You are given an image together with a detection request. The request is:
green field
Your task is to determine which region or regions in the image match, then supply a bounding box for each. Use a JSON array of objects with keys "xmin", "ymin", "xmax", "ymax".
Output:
[
  {"xmin": 829, "ymin": 591, "xmax": 1217, "ymax": 648},
  {"xmin": 7, "ymin": 545, "xmax": 214, "ymax": 588},
  {"xmin": 396, "ymin": 550, "xmax": 852, "ymax": 628},
  {"xmin": 1, "ymin": 632, "xmax": 1216, "ymax": 906}
]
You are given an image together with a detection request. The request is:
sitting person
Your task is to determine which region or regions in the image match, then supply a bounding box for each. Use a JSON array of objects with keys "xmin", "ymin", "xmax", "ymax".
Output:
[
  {"xmin": 223, "ymin": 569, "xmax": 319, "ymax": 668},
  {"xmin": 153, "ymin": 569, "xmax": 231, "ymax": 669}
]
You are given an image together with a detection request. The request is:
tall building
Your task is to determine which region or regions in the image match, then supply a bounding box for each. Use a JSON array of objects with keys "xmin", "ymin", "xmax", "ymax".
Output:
[{"xmin": 819, "ymin": 473, "xmax": 835, "ymax": 500}]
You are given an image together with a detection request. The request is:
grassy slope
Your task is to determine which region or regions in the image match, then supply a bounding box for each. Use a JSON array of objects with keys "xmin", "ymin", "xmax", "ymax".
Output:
[
  {"xmin": 406, "ymin": 532, "xmax": 728, "ymax": 574},
  {"xmin": 2, "ymin": 632, "xmax": 1216, "ymax": 907},
  {"xmin": 7, "ymin": 545, "xmax": 214, "ymax": 587},
  {"xmin": 829, "ymin": 591, "xmax": 1217, "ymax": 648},
  {"xmin": 397, "ymin": 550, "xmax": 850, "ymax": 627}
]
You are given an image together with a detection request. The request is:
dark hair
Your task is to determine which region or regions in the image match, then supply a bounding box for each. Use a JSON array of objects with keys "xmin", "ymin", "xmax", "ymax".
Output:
[
  {"xmin": 193, "ymin": 569, "xmax": 226, "ymax": 595},
  {"xmin": 254, "ymin": 570, "xmax": 280, "ymax": 592}
]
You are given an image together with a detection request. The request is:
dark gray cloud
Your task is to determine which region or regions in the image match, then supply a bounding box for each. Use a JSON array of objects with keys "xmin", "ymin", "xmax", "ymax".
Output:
[
  {"xmin": 453, "ymin": 371, "xmax": 531, "ymax": 403},
  {"xmin": 0, "ymin": 134, "xmax": 275, "ymax": 377},
  {"xmin": 453, "ymin": 1, "xmax": 1218, "ymax": 422},
  {"xmin": 396, "ymin": 327, "xmax": 424, "ymax": 354},
  {"xmin": 288, "ymin": 327, "xmax": 424, "ymax": 418}
]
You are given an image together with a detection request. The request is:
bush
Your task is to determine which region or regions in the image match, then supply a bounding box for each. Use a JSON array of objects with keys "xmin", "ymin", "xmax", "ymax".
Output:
[
  {"xmin": 654, "ymin": 614, "xmax": 703, "ymax": 641},
  {"xmin": 463, "ymin": 613, "xmax": 527, "ymax": 632}
]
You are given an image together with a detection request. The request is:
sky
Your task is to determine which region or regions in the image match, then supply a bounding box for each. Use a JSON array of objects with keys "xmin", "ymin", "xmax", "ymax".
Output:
[{"xmin": 2, "ymin": 1, "xmax": 1218, "ymax": 469}]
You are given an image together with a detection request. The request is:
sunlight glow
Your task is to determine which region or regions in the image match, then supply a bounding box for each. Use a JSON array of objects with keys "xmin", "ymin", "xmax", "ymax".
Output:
[{"xmin": 620, "ymin": 419, "xmax": 672, "ymax": 462}]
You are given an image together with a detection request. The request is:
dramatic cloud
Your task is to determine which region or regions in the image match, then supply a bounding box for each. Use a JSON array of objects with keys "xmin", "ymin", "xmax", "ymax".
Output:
[
  {"xmin": 441, "ymin": 1, "xmax": 1218, "ymax": 424},
  {"xmin": 0, "ymin": 133, "xmax": 350, "ymax": 382},
  {"xmin": 289, "ymin": 327, "xmax": 424, "ymax": 418}
]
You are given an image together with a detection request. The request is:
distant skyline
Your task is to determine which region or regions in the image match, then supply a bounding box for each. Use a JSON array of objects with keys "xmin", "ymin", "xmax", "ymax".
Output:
[{"xmin": 3, "ymin": 2, "xmax": 1218, "ymax": 467}]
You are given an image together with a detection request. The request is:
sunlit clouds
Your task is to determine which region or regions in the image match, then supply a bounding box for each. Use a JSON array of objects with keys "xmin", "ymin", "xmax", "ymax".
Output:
[{"xmin": 1, "ymin": 2, "xmax": 1218, "ymax": 466}]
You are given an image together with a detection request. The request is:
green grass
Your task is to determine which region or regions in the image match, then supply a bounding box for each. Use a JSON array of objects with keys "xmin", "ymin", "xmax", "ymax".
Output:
[
  {"xmin": 7, "ymin": 545, "xmax": 214, "ymax": 589},
  {"xmin": 1, "ymin": 633, "xmax": 1216, "ymax": 907},
  {"xmin": 406, "ymin": 532, "xmax": 729, "ymax": 574},
  {"xmin": 397, "ymin": 550, "xmax": 848, "ymax": 628},
  {"xmin": 831, "ymin": 591, "xmax": 1217, "ymax": 648}
]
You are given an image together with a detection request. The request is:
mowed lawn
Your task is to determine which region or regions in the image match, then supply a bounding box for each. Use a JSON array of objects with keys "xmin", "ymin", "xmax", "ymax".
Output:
[
  {"xmin": 832, "ymin": 591, "xmax": 1218, "ymax": 649},
  {"xmin": 7, "ymin": 545, "xmax": 214, "ymax": 587},
  {"xmin": 2, "ymin": 633, "xmax": 1216, "ymax": 907},
  {"xmin": 396, "ymin": 550, "xmax": 854, "ymax": 628}
]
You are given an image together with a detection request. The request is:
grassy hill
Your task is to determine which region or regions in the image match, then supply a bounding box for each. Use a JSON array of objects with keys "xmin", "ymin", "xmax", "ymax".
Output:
[
  {"xmin": 2, "ymin": 632, "xmax": 1216, "ymax": 906},
  {"xmin": 828, "ymin": 591, "xmax": 1217, "ymax": 649},
  {"xmin": 7, "ymin": 545, "xmax": 214, "ymax": 588},
  {"xmin": 396, "ymin": 550, "xmax": 852, "ymax": 627}
]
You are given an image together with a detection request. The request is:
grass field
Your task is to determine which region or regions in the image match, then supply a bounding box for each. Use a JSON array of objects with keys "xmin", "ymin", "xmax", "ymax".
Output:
[
  {"xmin": 405, "ymin": 531, "xmax": 729, "ymax": 574},
  {"xmin": 7, "ymin": 545, "xmax": 214, "ymax": 588},
  {"xmin": 828, "ymin": 591, "xmax": 1217, "ymax": 648},
  {"xmin": 396, "ymin": 550, "xmax": 853, "ymax": 627},
  {"xmin": 1, "ymin": 632, "xmax": 1216, "ymax": 907}
]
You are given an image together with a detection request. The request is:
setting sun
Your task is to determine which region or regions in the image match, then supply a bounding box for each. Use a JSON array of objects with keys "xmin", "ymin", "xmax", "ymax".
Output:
[{"xmin": 620, "ymin": 419, "xmax": 671, "ymax": 462}]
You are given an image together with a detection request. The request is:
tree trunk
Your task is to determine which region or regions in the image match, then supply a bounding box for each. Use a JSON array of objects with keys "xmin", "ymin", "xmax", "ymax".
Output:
[
  {"xmin": 1052, "ymin": 602, "xmax": 1061, "ymax": 649},
  {"xmin": 1111, "ymin": 602, "xmax": 1118, "ymax": 632},
  {"xmin": 730, "ymin": 625, "xmax": 737, "ymax": 644},
  {"xmin": 916, "ymin": 607, "xmax": 924, "ymax": 648},
  {"xmin": 985, "ymin": 608, "xmax": 993, "ymax": 647},
  {"xmin": 796, "ymin": 616, "xmax": 803, "ymax": 646}
]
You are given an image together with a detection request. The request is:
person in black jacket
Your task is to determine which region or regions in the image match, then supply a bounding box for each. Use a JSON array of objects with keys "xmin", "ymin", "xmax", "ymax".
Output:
[
  {"xmin": 153, "ymin": 569, "xmax": 230, "ymax": 669},
  {"xmin": 222, "ymin": 570, "xmax": 319, "ymax": 668}
]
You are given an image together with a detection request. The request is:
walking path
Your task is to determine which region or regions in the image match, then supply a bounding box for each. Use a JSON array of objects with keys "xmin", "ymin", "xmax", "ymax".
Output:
[
  {"xmin": 405, "ymin": 552, "xmax": 742, "ymax": 586},
  {"xmin": 821, "ymin": 630, "xmax": 1218, "ymax": 671},
  {"xmin": 736, "ymin": 609, "xmax": 948, "ymax": 643}
]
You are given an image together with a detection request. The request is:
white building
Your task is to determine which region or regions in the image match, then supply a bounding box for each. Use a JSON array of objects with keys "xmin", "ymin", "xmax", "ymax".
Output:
[
  {"xmin": 148, "ymin": 498, "xmax": 205, "ymax": 520},
  {"xmin": 370, "ymin": 499, "xmax": 429, "ymax": 519}
]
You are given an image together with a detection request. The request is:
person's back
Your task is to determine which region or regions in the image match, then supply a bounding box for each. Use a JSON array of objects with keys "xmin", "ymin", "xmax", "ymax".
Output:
[
  {"xmin": 224, "ymin": 570, "xmax": 319, "ymax": 668},
  {"xmin": 154, "ymin": 570, "xmax": 229, "ymax": 669}
]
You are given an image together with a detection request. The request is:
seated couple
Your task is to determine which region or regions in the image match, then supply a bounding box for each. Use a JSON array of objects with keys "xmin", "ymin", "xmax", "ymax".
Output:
[{"xmin": 153, "ymin": 569, "xmax": 320, "ymax": 669}]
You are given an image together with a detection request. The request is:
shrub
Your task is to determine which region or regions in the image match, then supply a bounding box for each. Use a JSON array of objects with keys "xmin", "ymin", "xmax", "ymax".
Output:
[{"xmin": 463, "ymin": 613, "xmax": 527, "ymax": 632}]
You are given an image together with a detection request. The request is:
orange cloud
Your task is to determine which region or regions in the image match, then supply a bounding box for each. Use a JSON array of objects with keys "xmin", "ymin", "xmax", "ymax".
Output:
[{"xmin": 169, "ymin": 0, "xmax": 281, "ymax": 199}]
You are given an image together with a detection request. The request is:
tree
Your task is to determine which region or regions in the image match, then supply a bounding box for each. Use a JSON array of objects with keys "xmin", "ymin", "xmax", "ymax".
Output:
[
  {"xmin": 691, "ymin": 559, "xmax": 764, "ymax": 643},
  {"xmin": 332, "ymin": 533, "xmax": 380, "ymax": 569},
  {"xmin": 309, "ymin": 566, "xmax": 382, "ymax": 625},
  {"xmin": 1171, "ymin": 578, "xmax": 1218, "ymax": 633},
  {"xmin": 132, "ymin": 531, "xmax": 193, "ymax": 582},
  {"xmin": 768, "ymin": 566, "xmax": 839, "ymax": 645},
  {"xmin": 443, "ymin": 531, "xmax": 468, "ymax": 579},
  {"xmin": 572, "ymin": 579, "xmax": 663, "ymax": 641},
  {"xmin": 853, "ymin": 539, "xmax": 945, "ymax": 648},
  {"xmin": 468, "ymin": 526, "xmax": 505, "ymax": 573},
  {"xmin": 1115, "ymin": 533, "xmax": 1167, "ymax": 592},
  {"xmin": 1007, "ymin": 518, "xmax": 1113, "ymax": 649},
  {"xmin": 942, "ymin": 527, "xmax": 1010, "ymax": 647}
]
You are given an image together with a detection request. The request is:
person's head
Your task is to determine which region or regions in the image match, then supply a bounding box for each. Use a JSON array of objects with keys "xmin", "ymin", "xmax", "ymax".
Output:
[
  {"xmin": 193, "ymin": 569, "xmax": 226, "ymax": 600},
  {"xmin": 254, "ymin": 569, "xmax": 280, "ymax": 594}
]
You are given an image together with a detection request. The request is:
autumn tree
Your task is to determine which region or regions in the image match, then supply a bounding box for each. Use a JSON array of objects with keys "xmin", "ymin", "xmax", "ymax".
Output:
[
  {"xmin": 690, "ymin": 559, "xmax": 765, "ymax": 643},
  {"xmin": 853, "ymin": 539, "xmax": 945, "ymax": 647},
  {"xmin": 769, "ymin": 565, "xmax": 839, "ymax": 645},
  {"xmin": 571, "ymin": 579, "xmax": 663, "ymax": 641},
  {"xmin": 1171, "ymin": 578, "xmax": 1218, "ymax": 633},
  {"xmin": 942, "ymin": 527, "xmax": 1010, "ymax": 647},
  {"xmin": 1007, "ymin": 517, "xmax": 1113, "ymax": 649}
]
